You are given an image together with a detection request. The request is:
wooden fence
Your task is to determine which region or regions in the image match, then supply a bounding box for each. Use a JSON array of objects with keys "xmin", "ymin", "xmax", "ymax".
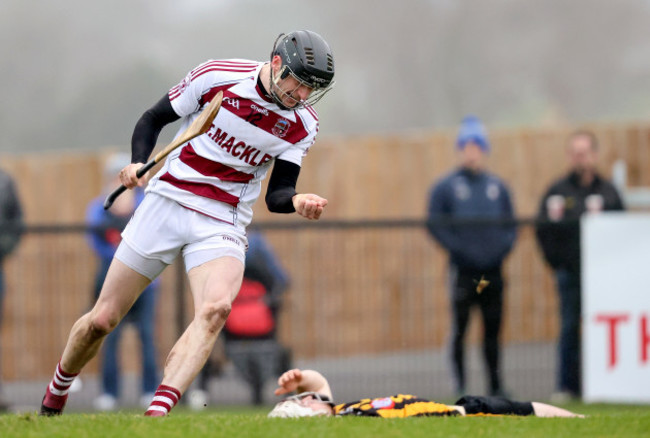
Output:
[{"xmin": 0, "ymin": 122, "xmax": 648, "ymax": 380}]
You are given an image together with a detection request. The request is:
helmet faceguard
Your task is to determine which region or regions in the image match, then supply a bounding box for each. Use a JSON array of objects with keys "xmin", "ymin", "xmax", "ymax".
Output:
[{"xmin": 269, "ymin": 31, "xmax": 335, "ymax": 109}]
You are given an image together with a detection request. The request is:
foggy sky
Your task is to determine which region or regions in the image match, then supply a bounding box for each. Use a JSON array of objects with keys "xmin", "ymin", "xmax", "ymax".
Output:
[{"xmin": 2, "ymin": 0, "xmax": 650, "ymax": 153}]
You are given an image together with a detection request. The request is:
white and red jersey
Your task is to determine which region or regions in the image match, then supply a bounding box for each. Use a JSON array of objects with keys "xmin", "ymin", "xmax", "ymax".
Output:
[{"xmin": 145, "ymin": 59, "xmax": 320, "ymax": 230}]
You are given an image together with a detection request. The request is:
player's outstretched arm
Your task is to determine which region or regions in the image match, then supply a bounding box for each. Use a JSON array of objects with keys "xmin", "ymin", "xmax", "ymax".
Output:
[
  {"xmin": 274, "ymin": 369, "xmax": 333, "ymax": 399},
  {"xmin": 531, "ymin": 402, "xmax": 585, "ymax": 418}
]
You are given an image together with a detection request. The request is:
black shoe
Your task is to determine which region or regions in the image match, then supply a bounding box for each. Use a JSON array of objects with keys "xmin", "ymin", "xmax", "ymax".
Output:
[
  {"xmin": 39, "ymin": 392, "xmax": 67, "ymax": 417},
  {"xmin": 40, "ymin": 402, "xmax": 62, "ymax": 416}
]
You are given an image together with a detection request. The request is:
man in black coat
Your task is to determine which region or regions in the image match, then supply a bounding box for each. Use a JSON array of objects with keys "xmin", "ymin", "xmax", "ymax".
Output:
[{"xmin": 536, "ymin": 130, "xmax": 624, "ymax": 400}]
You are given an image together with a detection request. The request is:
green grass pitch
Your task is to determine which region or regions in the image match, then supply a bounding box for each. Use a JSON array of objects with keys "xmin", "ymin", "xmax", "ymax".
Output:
[{"xmin": 1, "ymin": 404, "xmax": 648, "ymax": 438}]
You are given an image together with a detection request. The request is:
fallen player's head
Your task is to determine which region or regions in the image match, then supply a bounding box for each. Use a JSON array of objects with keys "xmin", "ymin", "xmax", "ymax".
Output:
[{"xmin": 268, "ymin": 392, "xmax": 335, "ymax": 418}]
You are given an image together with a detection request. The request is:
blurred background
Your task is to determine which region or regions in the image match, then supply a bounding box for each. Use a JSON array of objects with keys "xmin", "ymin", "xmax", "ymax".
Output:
[
  {"xmin": 4, "ymin": 0, "xmax": 650, "ymax": 152},
  {"xmin": 0, "ymin": 0, "xmax": 649, "ymax": 412}
]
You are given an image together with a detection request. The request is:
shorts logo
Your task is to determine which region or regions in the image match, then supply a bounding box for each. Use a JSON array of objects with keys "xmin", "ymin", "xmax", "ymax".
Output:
[
  {"xmin": 272, "ymin": 119, "xmax": 290, "ymax": 138},
  {"xmin": 371, "ymin": 397, "xmax": 395, "ymax": 410},
  {"xmin": 222, "ymin": 235, "xmax": 242, "ymax": 246}
]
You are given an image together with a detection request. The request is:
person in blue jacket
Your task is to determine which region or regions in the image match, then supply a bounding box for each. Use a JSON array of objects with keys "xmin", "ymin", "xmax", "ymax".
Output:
[
  {"xmin": 426, "ymin": 116, "xmax": 517, "ymax": 397},
  {"xmin": 86, "ymin": 153, "xmax": 159, "ymax": 411}
]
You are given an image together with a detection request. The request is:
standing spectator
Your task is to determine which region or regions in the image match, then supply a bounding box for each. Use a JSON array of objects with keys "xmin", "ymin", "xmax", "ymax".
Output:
[
  {"xmin": 426, "ymin": 116, "xmax": 516, "ymax": 397},
  {"xmin": 0, "ymin": 168, "xmax": 23, "ymax": 412},
  {"xmin": 86, "ymin": 153, "xmax": 159, "ymax": 411},
  {"xmin": 535, "ymin": 130, "xmax": 624, "ymax": 401}
]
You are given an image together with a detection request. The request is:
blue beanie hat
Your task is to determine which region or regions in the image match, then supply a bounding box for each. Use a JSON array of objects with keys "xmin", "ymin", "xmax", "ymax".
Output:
[{"xmin": 456, "ymin": 116, "xmax": 490, "ymax": 152}]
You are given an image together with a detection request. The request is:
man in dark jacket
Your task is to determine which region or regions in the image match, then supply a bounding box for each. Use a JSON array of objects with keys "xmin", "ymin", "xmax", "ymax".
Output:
[
  {"xmin": 0, "ymin": 168, "xmax": 23, "ymax": 412},
  {"xmin": 535, "ymin": 130, "xmax": 624, "ymax": 400},
  {"xmin": 427, "ymin": 116, "xmax": 517, "ymax": 396}
]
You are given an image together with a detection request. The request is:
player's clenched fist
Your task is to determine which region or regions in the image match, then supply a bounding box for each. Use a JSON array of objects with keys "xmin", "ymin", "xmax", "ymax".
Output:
[{"xmin": 292, "ymin": 194, "xmax": 328, "ymax": 220}]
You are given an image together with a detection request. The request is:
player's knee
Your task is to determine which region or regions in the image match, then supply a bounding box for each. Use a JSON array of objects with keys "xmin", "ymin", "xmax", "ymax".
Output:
[
  {"xmin": 88, "ymin": 312, "xmax": 119, "ymax": 338},
  {"xmin": 198, "ymin": 300, "xmax": 231, "ymax": 332}
]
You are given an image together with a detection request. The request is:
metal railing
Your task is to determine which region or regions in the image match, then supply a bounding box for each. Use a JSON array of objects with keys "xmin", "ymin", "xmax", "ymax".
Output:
[{"xmin": 1, "ymin": 217, "xmax": 560, "ymax": 404}]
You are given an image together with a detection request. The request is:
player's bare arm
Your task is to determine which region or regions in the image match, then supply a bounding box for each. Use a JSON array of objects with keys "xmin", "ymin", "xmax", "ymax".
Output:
[
  {"xmin": 274, "ymin": 368, "xmax": 333, "ymax": 399},
  {"xmin": 531, "ymin": 402, "xmax": 585, "ymax": 418}
]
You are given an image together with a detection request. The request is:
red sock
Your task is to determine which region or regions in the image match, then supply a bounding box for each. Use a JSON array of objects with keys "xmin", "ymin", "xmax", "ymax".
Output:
[
  {"xmin": 43, "ymin": 362, "xmax": 79, "ymax": 411},
  {"xmin": 144, "ymin": 385, "xmax": 181, "ymax": 417}
]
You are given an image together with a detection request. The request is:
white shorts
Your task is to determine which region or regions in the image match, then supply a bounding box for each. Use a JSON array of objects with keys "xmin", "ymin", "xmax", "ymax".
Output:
[{"xmin": 115, "ymin": 193, "xmax": 247, "ymax": 280}]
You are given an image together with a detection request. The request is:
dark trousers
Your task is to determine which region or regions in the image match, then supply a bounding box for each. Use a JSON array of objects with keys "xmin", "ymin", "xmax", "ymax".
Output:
[
  {"xmin": 555, "ymin": 268, "xmax": 581, "ymax": 396},
  {"xmin": 0, "ymin": 268, "xmax": 4, "ymax": 392},
  {"xmin": 0, "ymin": 267, "xmax": 4, "ymax": 326},
  {"xmin": 449, "ymin": 266, "xmax": 504, "ymax": 395}
]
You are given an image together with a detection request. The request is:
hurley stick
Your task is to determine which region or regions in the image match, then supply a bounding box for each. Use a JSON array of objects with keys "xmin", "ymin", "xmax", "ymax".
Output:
[{"xmin": 103, "ymin": 91, "xmax": 223, "ymax": 210}]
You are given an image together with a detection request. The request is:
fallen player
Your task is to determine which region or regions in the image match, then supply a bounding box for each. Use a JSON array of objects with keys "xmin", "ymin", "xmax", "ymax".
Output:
[{"xmin": 268, "ymin": 369, "xmax": 584, "ymax": 418}]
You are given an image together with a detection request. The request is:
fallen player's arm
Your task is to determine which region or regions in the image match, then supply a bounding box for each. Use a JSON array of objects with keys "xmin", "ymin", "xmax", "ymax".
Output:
[
  {"xmin": 274, "ymin": 369, "xmax": 333, "ymax": 399},
  {"xmin": 449, "ymin": 401, "xmax": 584, "ymax": 418},
  {"xmin": 531, "ymin": 402, "xmax": 585, "ymax": 418},
  {"xmin": 448, "ymin": 405, "xmax": 467, "ymax": 416}
]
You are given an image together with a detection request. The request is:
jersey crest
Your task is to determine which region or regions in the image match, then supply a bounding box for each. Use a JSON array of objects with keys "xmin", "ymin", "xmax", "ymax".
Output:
[{"xmin": 272, "ymin": 119, "xmax": 290, "ymax": 138}]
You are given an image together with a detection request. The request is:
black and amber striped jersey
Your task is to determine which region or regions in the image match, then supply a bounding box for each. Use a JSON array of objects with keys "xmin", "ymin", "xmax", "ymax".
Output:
[{"xmin": 333, "ymin": 394, "xmax": 460, "ymax": 418}]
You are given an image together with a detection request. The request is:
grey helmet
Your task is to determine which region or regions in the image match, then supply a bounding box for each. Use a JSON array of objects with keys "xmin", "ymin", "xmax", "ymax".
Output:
[{"xmin": 269, "ymin": 30, "xmax": 335, "ymax": 109}]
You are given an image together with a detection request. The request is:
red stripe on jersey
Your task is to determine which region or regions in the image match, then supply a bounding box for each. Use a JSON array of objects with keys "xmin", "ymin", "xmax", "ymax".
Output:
[
  {"xmin": 212, "ymin": 60, "xmax": 259, "ymax": 66},
  {"xmin": 170, "ymin": 61, "xmax": 257, "ymax": 101},
  {"xmin": 192, "ymin": 66, "xmax": 257, "ymax": 79},
  {"xmin": 160, "ymin": 172, "xmax": 240, "ymax": 208},
  {"xmin": 193, "ymin": 60, "xmax": 259, "ymax": 71},
  {"xmin": 304, "ymin": 104, "xmax": 319, "ymax": 122},
  {"xmin": 192, "ymin": 60, "xmax": 258, "ymax": 70},
  {"xmin": 191, "ymin": 62, "xmax": 257, "ymax": 80},
  {"xmin": 171, "ymin": 82, "xmax": 233, "ymax": 104},
  {"xmin": 198, "ymin": 84, "xmax": 237, "ymax": 106},
  {"xmin": 180, "ymin": 143, "xmax": 255, "ymax": 183},
  {"xmin": 169, "ymin": 86, "xmax": 181, "ymax": 100},
  {"xmin": 213, "ymin": 89, "xmax": 310, "ymax": 144}
]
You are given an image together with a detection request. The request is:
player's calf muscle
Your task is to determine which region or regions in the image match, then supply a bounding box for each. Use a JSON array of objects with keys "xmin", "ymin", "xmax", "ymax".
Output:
[{"xmin": 197, "ymin": 300, "xmax": 231, "ymax": 333}]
